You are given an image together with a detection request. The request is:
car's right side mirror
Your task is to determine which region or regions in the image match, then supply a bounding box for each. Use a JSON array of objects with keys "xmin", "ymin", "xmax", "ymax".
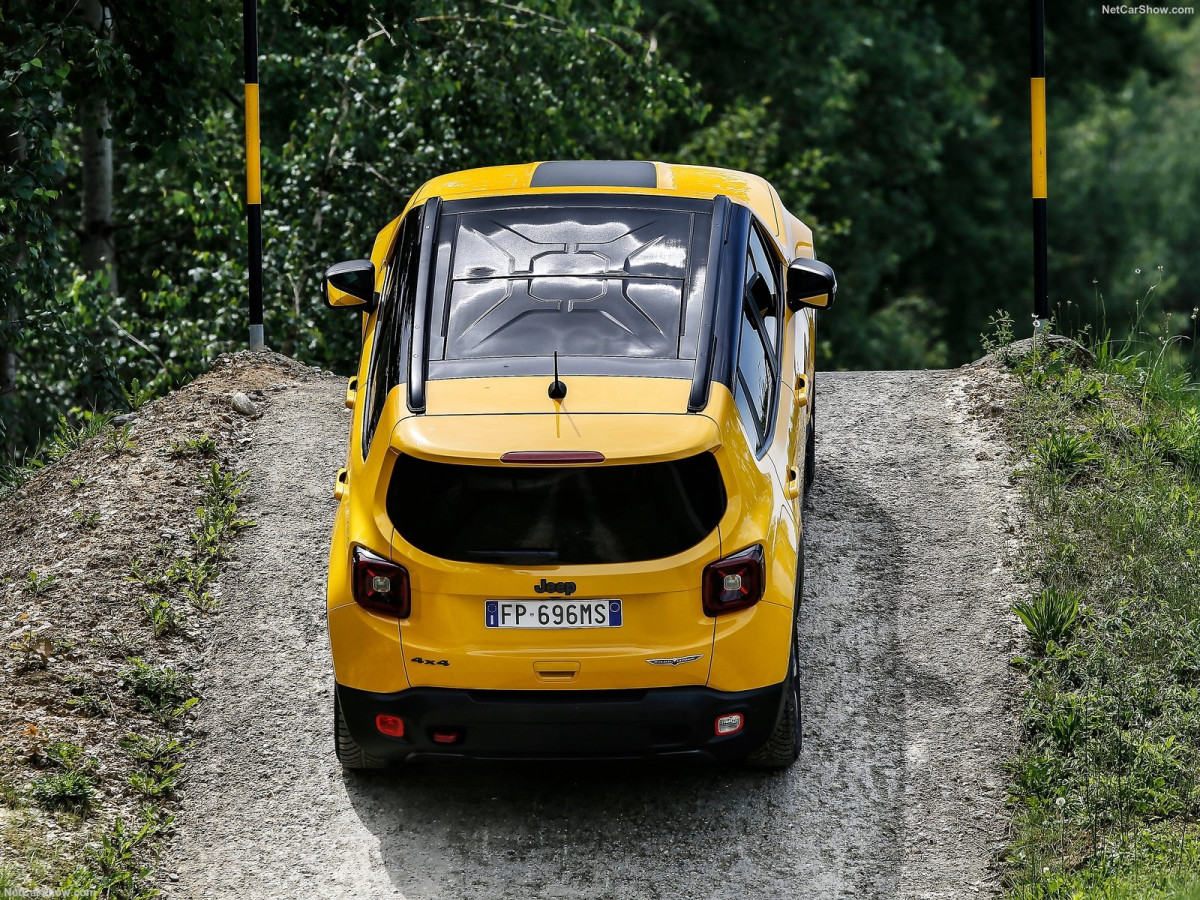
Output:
[
  {"xmin": 323, "ymin": 259, "xmax": 377, "ymax": 311},
  {"xmin": 786, "ymin": 258, "xmax": 837, "ymax": 311}
]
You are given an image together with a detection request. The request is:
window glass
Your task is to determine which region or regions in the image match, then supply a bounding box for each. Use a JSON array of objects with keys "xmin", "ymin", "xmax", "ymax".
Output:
[
  {"xmin": 361, "ymin": 211, "xmax": 419, "ymax": 455},
  {"xmin": 388, "ymin": 453, "xmax": 726, "ymax": 565},
  {"xmin": 432, "ymin": 205, "xmax": 710, "ymax": 362},
  {"xmin": 734, "ymin": 299, "xmax": 773, "ymax": 446},
  {"xmin": 746, "ymin": 224, "xmax": 781, "ymax": 350}
]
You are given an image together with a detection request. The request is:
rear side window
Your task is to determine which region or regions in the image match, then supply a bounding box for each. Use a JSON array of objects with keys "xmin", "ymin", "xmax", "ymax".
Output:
[
  {"xmin": 361, "ymin": 210, "xmax": 420, "ymax": 455},
  {"xmin": 388, "ymin": 454, "xmax": 726, "ymax": 565}
]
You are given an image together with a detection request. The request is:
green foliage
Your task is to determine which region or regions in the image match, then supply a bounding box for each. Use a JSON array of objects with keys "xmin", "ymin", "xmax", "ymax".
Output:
[
  {"xmin": 137, "ymin": 594, "xmax": 180, "ymax": 638},
  {"xmin": 60, "ymin": 814, "xmax": 164, "ymax": 900},
  {"xmin": 119, "ymin": 659, "xmax": 197, "ymax": 726},
  {"xmin": 121, "ymin": 378, "xmax": 155, "ymax": 411},
  {"xmin": 73, "ymin": 509, "xmax": 100, "ymax": 530},
  {"xmin": 22, "ymin": 570, "xmax": 57, "ymax": 596},
  {"xmin": 168, "ymin": 434, "xmax": 217, "ymax": 458},
  {"xmin": 30, "ymin": 770, "xmax": 96, "ymax": 813},
  {"xmin": 1003, "ymin": 311, "xmax": 1200, "ymax": 894},
  {"xmin": 193, "ymin": 462, "xmax": 253, "ymax": 560},
  {"xmin": 1013, "ymin": 588, "xmax": 1080, "ymax": 655},
  {"xmin": 1031, "ymin": 428, "xmax": 1104, "ymax": 480}
]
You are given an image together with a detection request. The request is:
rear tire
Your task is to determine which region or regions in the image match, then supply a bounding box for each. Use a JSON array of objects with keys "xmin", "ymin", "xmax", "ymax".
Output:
[
  {"xmin": 803, "ymin": 386, "xmax": 816, "ymax": 495},
  {"xmin": 334, "ymin": 688, "xmax": 388, "ymax": 770},
  {"xmin": 747, "ymin": 556, "xmax": 803, "ymax": 769}
]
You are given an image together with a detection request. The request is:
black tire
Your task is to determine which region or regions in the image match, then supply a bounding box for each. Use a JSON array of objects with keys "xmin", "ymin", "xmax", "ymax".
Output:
[
  {"xmin": 803, "ymin": 385, "xmax": 816, "ymax": 495},
  {"xmin": 747, "ymin": 554, "xmax": 803, "ymax": 769},
  {"xmin": 334, "ymin": 688, "xmax": 388, "ymax": 771}
]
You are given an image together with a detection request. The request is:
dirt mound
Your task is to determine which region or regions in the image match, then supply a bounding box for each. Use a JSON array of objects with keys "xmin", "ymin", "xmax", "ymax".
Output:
[{"xmin": 0, "ymin": 351, "xmax": 321, "ymax": 889}]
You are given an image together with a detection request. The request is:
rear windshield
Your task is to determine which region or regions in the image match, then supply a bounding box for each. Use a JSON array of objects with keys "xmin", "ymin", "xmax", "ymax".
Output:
[
  {"xmin": 428, "ymin": 197, "xmax": 713, "ymax": 375},
  {"xmin": 388, "ymin": 453, "xmax": 726, "ymax": 565}
]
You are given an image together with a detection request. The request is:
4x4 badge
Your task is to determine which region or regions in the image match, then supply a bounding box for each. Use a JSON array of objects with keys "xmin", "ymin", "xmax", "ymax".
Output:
[{"xmin": 646, "ymin": 654, "xmax": 703, "ymax": 667}]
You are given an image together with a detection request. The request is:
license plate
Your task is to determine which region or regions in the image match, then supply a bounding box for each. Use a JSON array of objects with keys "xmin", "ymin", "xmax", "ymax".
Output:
[{"xmin": 485, "ymin": 599, "xmax": 622, "ymax": 629}]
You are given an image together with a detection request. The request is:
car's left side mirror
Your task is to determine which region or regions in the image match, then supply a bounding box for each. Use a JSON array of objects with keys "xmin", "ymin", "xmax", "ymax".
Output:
[
  {"xmin": 323, "ymin": 259, "xmax": 376, "ymax": 311},
  {"xmin": 786, "ymin": 258, "xmax": 836, "ymax": 311}
]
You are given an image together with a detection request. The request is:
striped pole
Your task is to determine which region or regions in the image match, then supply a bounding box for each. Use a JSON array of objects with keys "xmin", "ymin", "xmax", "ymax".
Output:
[
  {"xmin": 1030, "ymin": 0, "xmax": 1049, "ymax": 331},
  {"xmin": 244, "ymin": 0, "xmax": 265, "ymax": 350}
]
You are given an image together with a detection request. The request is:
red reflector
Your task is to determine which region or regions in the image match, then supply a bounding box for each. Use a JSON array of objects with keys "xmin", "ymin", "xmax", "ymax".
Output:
[
  {"xmin": 715, "ymin": 713, "xmax": 744, "ymax": 736},
  {"xmin": 500, "ymin": 451, "xmax": 605, "ymax": 464},
  {"xmin": 375, "ymin": 714, "xmax": 405, "ymax": 738},
  {"xmin": 432, "ymin": 730, "xmax": 460, "ymax": 744},
  {"xmin": 702, "ymin": 545, "xmax": 765, "ymax": 616}
]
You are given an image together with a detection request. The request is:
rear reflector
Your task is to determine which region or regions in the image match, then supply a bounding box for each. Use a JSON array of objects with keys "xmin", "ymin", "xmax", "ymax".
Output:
[
  {"xmin": 376, "ymin": 714, "xmax": 405, "ymax": 738},
  {"xmin": 500, "ymin": 451, "xmax": 605, "ymax": 464},
  {"xmin": 432, "ymin": 730, "xmax": 460, "ymax": 744},
  {"xmin": 715, "ymin": 713, "xmax": 744, "ymax": 736}
]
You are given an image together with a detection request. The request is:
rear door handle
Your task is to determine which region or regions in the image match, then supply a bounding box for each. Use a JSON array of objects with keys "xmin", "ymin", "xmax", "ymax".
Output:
[
  {"xmin": 345, "ymin": 376, "xmax": 358, "ymax": 409},
  {"xmin": 333, "ymin": 468, "xmax": 348, "ymax": 501}
]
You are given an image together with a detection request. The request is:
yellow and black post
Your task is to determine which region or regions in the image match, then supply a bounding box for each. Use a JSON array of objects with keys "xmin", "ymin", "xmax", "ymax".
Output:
[
  {"xmin": 244, "ymin": 0, "xmax": 265, "ymax": 350},
  {"xmin": 1030, "ymin": 0, "xmax": 1049, "ymax": 329}
]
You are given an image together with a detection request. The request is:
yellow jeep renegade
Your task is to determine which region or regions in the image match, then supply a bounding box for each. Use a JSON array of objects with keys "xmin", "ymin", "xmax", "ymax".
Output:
[{"xmin": 322, "ymin": 160, "xmax": 835, "ymax": 769}]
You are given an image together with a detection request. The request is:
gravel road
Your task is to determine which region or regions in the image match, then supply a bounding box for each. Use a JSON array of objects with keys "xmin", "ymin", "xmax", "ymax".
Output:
[{"xmin": 165, "ymin": 369, "xmax": 1023, "ymax": 900}]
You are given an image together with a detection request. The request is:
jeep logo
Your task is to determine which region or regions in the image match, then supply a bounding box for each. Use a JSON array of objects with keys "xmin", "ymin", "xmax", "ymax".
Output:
[{"xmin": 534, "ymin": 578, "xmax": 576, "ymax": 596}]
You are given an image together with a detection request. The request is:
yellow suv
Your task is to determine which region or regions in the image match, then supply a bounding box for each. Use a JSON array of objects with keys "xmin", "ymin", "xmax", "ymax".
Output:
[{"xmin": 323, "ymin": 160, "xmax": 835, "ymax": 769}]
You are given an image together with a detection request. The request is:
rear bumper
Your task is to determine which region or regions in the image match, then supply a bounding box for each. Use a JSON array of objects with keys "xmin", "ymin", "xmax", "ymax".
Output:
[{"xmin": 337, "ymin": 681, "xmax": 786, "ymax": 762}]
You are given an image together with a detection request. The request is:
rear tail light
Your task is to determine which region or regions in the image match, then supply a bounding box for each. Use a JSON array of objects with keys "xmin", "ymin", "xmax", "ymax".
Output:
[
  {"xmin": 702, "ymin": 544, "xmax": 764, "ymax": 616},
  {"xmin": 352, "ymin": 546, "xmax": 411, "ymax": 618}
]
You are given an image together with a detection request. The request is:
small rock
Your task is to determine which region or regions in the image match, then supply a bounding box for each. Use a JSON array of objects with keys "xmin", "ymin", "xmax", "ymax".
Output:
[
  {"xmin": 169, "ymin": 873, "xmax": 179, "ymax": 882},
  {"xmin": 112, "ymin": 413, "xmax": 134, "ymax": 425},
  {"xmin": 975, "ymin": 450, "xmax": 992, "ymax": 461},
  {"xmin": 230, "ymin": 393, "xmax": 260, "ymax": 418}
]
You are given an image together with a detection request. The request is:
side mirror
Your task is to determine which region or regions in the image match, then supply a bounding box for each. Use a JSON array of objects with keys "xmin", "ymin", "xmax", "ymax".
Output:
[
  {"xmin": 786, "ymin": 258, "xmax": 836, "ymax": 311},
  {"xmin": 746, "ymin": 271, "xmax": 775, "ymax": 319},
  {"xmin": 323, "ymin": 259, "xmax": 376, "ymax": 311}
]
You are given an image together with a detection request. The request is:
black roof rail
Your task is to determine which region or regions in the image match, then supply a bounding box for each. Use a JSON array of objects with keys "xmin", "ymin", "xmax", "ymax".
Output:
[
  {"xmin": 687, "ymin": 194, "xmax": 731, "ymax": 413},
  {"xmin": 407, "ymin": 197, "xmax": 442, "ymax": 414}
]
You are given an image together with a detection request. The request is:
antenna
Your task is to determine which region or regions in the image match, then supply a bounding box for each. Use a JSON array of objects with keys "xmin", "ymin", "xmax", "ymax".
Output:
[{"xmin": 548, "ymin": 351, "xmax": 567, "ymax": 401}]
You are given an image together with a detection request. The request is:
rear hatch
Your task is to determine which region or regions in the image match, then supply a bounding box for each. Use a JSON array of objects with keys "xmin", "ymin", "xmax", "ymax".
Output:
[{"xmin": 386, "ymin": 409, "xmax": 725, "ymax": 691}]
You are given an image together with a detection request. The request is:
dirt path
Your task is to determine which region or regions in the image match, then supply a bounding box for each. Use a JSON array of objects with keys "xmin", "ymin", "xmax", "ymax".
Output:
[{"xmin": 164, "ymin": 369, "xmax": 1023, "ymax": 900}]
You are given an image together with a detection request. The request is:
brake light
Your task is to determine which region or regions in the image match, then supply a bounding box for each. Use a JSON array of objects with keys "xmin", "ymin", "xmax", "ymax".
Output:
[
  {"xmin": 352, "ymin": 546, "xmax": 411, "ymax": 618},
  {"xmin": 702, "ymin": 545, "xmax": 764, "ymax": 616}
]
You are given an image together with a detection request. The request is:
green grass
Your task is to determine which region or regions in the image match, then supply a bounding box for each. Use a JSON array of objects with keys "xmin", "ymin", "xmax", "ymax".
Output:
[{"xmin": 1000, "ymin": 328, "xmax": 1200, "ymax": 896}]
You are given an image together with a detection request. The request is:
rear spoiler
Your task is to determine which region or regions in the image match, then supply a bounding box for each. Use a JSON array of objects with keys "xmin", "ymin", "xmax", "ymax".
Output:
[{"xmin": 390, "ymin": 412, "xmax": 721, "ymax": 467}]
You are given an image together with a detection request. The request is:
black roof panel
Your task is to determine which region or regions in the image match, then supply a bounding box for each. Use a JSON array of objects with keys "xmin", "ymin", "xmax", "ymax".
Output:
[{"xmin": 530, "ymin": 160, "xmax": 658, "ymax": 189}]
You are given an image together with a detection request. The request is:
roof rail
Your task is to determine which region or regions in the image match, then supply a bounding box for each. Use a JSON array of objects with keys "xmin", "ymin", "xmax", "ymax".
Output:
[{"xmin": 687, "ymin": 195, "xmax": 731, "ymax": 413}]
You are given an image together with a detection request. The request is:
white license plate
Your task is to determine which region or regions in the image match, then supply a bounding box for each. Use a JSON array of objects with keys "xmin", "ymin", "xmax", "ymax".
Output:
[{"xmin": 485, "ymin": 599, "xmax": 623, "ymax": 629}]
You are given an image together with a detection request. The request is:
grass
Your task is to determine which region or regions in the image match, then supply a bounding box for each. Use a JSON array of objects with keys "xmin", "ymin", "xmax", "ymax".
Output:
[
  {"xmin": 168, "ymin": 433, "xmax": 217, "ymax": 458},
  {"xmin": 997, "ymin": 320, "xmax": 1200, "ymax": 897},
  {"xmin": 0, "ymin": 411, "xmax": 113, "ymax": 497},
  {"xmin": 120, "ymin": 658, "xmax": 197, "ymax": 726},
  {"xmin": 125, "ymin": 460, "xmax": 251, "ymax": 634}
]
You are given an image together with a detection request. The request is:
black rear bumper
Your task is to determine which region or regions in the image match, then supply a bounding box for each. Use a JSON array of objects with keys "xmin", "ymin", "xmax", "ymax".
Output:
[{"xmin": 337, "ymin": 681, "xmax": 786, "ymax": 762}]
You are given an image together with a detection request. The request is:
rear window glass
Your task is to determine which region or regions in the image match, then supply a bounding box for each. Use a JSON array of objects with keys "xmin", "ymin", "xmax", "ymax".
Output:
[
  {"xmin": 388, "ymin": 453, "xmax": 726, "ymax": 565},
  {"xmin": 429, "ymin": 199, "xmax": 712, "ymax": 367}
]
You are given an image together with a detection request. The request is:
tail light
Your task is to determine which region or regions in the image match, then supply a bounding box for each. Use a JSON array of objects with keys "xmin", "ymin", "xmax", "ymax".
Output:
[
  {"xmin": 702, "ymin": 545, "xmax": 764, "ymax": 616},
  {"xmin": 352, "ymin": 546, "xmax": 411, "ymax": 618}
]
